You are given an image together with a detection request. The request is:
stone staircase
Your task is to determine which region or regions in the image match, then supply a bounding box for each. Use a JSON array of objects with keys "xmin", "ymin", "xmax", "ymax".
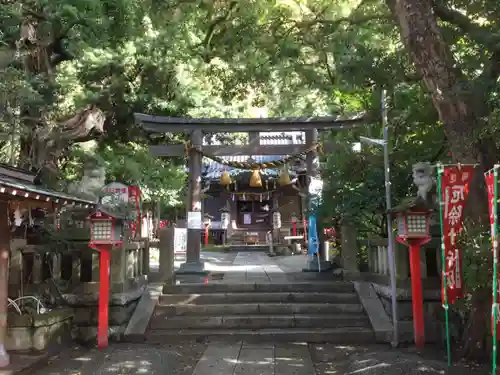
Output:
[{"xmin": 145, "ymin": 282, "xmax": 375, "ymax": 343}]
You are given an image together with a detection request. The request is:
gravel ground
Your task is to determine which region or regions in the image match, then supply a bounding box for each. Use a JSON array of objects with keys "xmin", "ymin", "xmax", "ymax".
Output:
[
  {"xmin": 27, "ymin": 341, "xmax": 207, "ymax": 375},
  {"xmin": 310, "ymin": 344, "xmax": 491, "ymax": 375}
]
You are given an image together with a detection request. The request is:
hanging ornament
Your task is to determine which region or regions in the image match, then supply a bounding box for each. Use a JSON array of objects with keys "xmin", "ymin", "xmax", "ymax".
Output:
[
  {"xmin": 220, "ymin": 169, "xmax": 231, "ymax": 186},
  {"xmin": 249, "ymin": 169, "xmax": 263, "ymax": 188},
  {"xmin": 278, "ymin": 164, "xmax": 292, "ymax": 186},
  {"xmin": 13, "ymin": 205, "xmax": 23, "ymax": 227}
]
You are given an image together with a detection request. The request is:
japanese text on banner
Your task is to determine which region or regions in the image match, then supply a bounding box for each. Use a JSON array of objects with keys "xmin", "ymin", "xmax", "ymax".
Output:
[
  {"xmin": 486, "ymin": 172, "xmax": 500, "ymax": 337},
  {"xmin": 441, "ymin": 166, "xmax": 475, "ymax": 305}
]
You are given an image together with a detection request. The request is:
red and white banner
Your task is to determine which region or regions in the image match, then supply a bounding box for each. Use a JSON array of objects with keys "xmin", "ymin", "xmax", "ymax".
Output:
[
  {"xmin": 485, "ymin": 172, "xmax": 499, "ymax": 336},
  {"xmin": 101, "ymin": 183, "xmax": 142, "ymax": 239},
  {"xmin": 441, "ymin": 166, "xmax": 475, "ymax": 305},
  {"xmin": 128, "ymin": 186, "xmax": 142, "ymax": 239}
]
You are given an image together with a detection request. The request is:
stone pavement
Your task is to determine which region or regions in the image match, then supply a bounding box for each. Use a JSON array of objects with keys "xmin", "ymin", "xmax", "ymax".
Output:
[
  {"xmin": 19, "ymin": 341, "xmax": 492, "ymax": 375},
  {"xmin": 10, "ymin": 250, "xmax": 495, "ymax": 374},
  {"xmin": 221, "ymin": 252, "xmax": 288, "ymax": 284}
]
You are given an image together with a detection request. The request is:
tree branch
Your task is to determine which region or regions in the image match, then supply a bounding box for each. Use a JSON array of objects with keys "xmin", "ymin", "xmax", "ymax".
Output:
[
  {"xmin": 201, "ymin": 1, "xmax": 239, "ymax": 61},
  {"xmin": 433, "ymin": 1, "xmax": 500, "ymax": 49}
]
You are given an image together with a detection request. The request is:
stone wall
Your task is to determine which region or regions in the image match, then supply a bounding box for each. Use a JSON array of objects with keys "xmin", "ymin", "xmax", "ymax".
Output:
[
  {"xmin": 373, "ymin": 283, "xmax": 463, "ymax": 344},
  {"xmin": 7, "ymin": 238, "xmax": 150, "ymax": 344},
  {"xmin": 6, "ymin": 308, "xmax": 73, "ymax": 351}
]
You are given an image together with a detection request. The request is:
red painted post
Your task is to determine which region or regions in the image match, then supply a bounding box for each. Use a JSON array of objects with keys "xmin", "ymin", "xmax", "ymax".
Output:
[
  {"xmin": 409, "ymin": 241, "xmax": 425, "ymax": 347},
  {"xmin": 204, "ymin": 226, "xmax": 209, "ymax": 246},
  {"xmin": 292, "ymin": 222, "xmax": 297, "ymax": 236},
  {"xmin": 97, "ymin": 246, "xmax": 111, "ymax": 349}
]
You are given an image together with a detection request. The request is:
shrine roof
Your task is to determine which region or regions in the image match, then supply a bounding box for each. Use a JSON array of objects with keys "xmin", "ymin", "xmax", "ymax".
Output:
[
  {"xmin": 0, "ymin": 164, "xmax": 96, "ymax": 206},
  {"xmin": 203, "ymin": 155, "xmax": 300, "ymax": 180}
]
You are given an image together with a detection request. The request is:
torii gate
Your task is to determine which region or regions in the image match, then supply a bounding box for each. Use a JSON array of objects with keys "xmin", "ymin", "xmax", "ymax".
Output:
[{"xmin": 134, "ymin": 113, "xmax": 367, "ymax": 274}]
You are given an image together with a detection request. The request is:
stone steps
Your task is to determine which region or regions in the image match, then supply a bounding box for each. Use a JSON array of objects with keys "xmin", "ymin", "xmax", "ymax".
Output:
[
  {"xmin": 145, "ymin": 327, "xmax": 375, "ymax": 344},
  {"xmin": 162, "ymin": 281, "xmax": 355, "ymax": 294},
  {"xmin": 158, "ymin": 292, "xmax": 360, "ymax": 305},
  {"xmin": 155, "ymin": 302, "xmax": 364, "ymax": 316},
  {"xmin": 145, "ymin": 281, "xmax": 376, "ymax": 344},
  {"xmin": 150, "ymin": 313, "xmax": 370, "ymax": 330}
]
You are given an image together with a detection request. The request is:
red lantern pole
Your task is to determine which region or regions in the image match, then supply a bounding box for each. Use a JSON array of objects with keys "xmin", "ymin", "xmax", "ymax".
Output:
[
  {"xmin": 97, "ymin": 245, "xmax": 111, "ymax": 349},
  {"xmin": 408, "ymin": 239, "xmax": 426, "ymax": 347},
  {"xmin": 204, "ymin": 225, "xmax": 209, "ymax": 246}
]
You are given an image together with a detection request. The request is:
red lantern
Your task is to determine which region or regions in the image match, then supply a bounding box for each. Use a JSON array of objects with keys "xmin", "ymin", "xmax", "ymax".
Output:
[
  {"xmin": 396, "ymin": 211, "xmax": 431, "ymax": 241},
  {"xmin": 88, "ymin": 209, "xmax": 125, "ymax": 350},
  {"xmin": 395, "ymin": 209, "xmax": 431, "ymax": 348},
  {"xmin": 89, "ymin": 210, "xmax": 124, "ymax": 248},
  {"xmin": 203, "ymin": 214, "xmax": 212, "ymax": 247},
  {"xmin": 291, "ymin": 213, "xmax": 298, "ymax": 236}
]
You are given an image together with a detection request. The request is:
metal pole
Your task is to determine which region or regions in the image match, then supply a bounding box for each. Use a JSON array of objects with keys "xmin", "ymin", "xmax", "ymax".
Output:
[{"xmin": 382, "ymin": 89, "xmax": 399, "ymax": 347}]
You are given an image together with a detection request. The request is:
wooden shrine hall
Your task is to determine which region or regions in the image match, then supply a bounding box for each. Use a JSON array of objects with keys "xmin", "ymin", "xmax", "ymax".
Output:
[{"xmin": 134, "ymin": 113, "xmax": 367, "ymax": 273}]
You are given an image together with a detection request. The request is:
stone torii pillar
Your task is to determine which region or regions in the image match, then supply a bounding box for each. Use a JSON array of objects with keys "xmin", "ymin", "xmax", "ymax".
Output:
[{"xmin": 177, "ymin": 129, "xmax": 206, "ymax": 274}]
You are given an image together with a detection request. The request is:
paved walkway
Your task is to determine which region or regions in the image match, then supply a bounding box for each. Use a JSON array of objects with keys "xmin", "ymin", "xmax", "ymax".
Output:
[
  {"xmin": 19, "ymin": 341, "xmax": 489, "ymax": 375},
  {"xmin": 221, "ymin": 252, "xmax": 288, "ymax": 284},
  {"xmin": 6, "ymin": 251, "xmax": 493, "ymax": 374}
]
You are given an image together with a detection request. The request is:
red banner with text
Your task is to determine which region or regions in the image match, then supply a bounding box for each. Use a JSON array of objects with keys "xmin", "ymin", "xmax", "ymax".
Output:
[
  {"xmin": 485, "ymin": 172, "xmax": 500, "ymax": 336},
  {"xmin": 441, "ymin": 166, "xmax": 475, "ymax": 305}
]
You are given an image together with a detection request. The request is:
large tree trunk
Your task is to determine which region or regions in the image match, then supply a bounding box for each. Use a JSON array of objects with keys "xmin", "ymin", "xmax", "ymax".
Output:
[
  {"xmin": 16, "ymin": 9, "xmax": 105, "ymax": 182},
  {"xmin": 386, "ymin": 0, "xmax": 499, "ymax": 361}
]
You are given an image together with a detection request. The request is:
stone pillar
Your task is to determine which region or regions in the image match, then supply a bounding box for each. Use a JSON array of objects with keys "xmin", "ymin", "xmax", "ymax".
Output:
[
  {"xmin": 91, "ymin": 252, "xmax": 100, "ymax": 281},
  {"xmin": 380, "ymin": 246, "xmax": 388, "ymax": 275},
  {"xmin": 340, "ymin": 223, "xmax": 359, "ymax": 275},
  {"xmin": 8, "ymin": 239, "xmax": 25, "ymax": 295},
  {"xmin": 137, "ymin": 247, "xmax": 143, "ymax": 276},
  {"xmin": 33, "ymin": 253, "xmax": 43, "ymax": 284},
  {"xmin": 71, "ymin": 252, "xmax": 81, "ymax": 283},
  {"xmin": 159, "ymin": 228, "xmax": 175, "ymax": 287},
  {"xmin": 110, "ymin": 246, "xmax": 126, "ymax": 292},
  {"xmin": 52, "ymin": 253, "xmax": 61, "ymax": 280},
  {"xmin": 178, "ymin": 129, "xmax": 205, "ymax": 274},
  {"xmin": 126, "ymin": 250, "xmax": 135, "ymax": 279},
  {"xmin": 142, "ymin": 239, "xmax": 150, "ymax": 276},
  {"xmin": 394, "ymin": 242, "xmax": 409, "ymax": 279},
  {"xmin": 134, "ymin": 249, "xmax": 139, "ymax": 277}
]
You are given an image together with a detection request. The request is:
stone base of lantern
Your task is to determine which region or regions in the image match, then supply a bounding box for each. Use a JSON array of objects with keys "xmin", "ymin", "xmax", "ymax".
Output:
[
  {"xmin": 176, "ymin": 260, "xmax": 208, "ymax": 275},
  {"xmin": 302, "ymin": 257, "xmax": 332, "ymax": 272}
]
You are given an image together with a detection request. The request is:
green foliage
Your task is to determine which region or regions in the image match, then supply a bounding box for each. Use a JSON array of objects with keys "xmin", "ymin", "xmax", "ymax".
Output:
[{"xmin": 1, "ymin": 0, "xmax": 499, "ymax": 296}]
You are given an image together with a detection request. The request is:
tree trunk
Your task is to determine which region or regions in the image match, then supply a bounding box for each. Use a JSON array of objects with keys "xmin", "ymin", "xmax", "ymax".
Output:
[
  {"xmin": 386, "ymin": 0, "xmax": 498, "ymax": 361},
  {"xmin": 460, "ymin": 286, "xmax": 491, "ymax": 361},
  {"xmin": 16, "ymin": 11, "xmax": 105, "ymax": 182}
]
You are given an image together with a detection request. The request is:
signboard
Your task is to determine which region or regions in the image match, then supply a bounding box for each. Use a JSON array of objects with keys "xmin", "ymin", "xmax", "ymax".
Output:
[
  {"xmin": 101, "ymin": 182, "xmax": 129, "ymax": 206},
  {"xmin": 100, "ymin": 182, "xmax": 142, "ymax": 239},
  {"xmin": 173, "ymin": 228, "xmax": 187, "ymax": 255},
  {"xmin": 187, "ymin": 211, "xmax": 202, "ymax": 229}
]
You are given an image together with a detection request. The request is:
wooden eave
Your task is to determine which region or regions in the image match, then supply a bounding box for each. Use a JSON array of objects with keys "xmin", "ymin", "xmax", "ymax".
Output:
[{"xmin": 0, "ymin": 177, "xmax": 95, "ymax": 207}]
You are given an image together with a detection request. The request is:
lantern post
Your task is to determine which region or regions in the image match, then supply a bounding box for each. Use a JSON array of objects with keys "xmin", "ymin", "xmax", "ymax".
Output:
[
  {"xmin": 203, "ymin": 214, "xmax": 212, "ymax": 247},
  {"xmin": 395, "ymin": 207, "xmax": 431, "ymax": 348},
  {"xmin": 220, "ymin": 209, "xmax": 230, "ymax": 245},
  {"xmin": 88, "ymin": 208, "xmax": 125, "ymax": 350},
  {"xmin": 291, "ymin": 212, "xmax": 298, "ymax": 236}
]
